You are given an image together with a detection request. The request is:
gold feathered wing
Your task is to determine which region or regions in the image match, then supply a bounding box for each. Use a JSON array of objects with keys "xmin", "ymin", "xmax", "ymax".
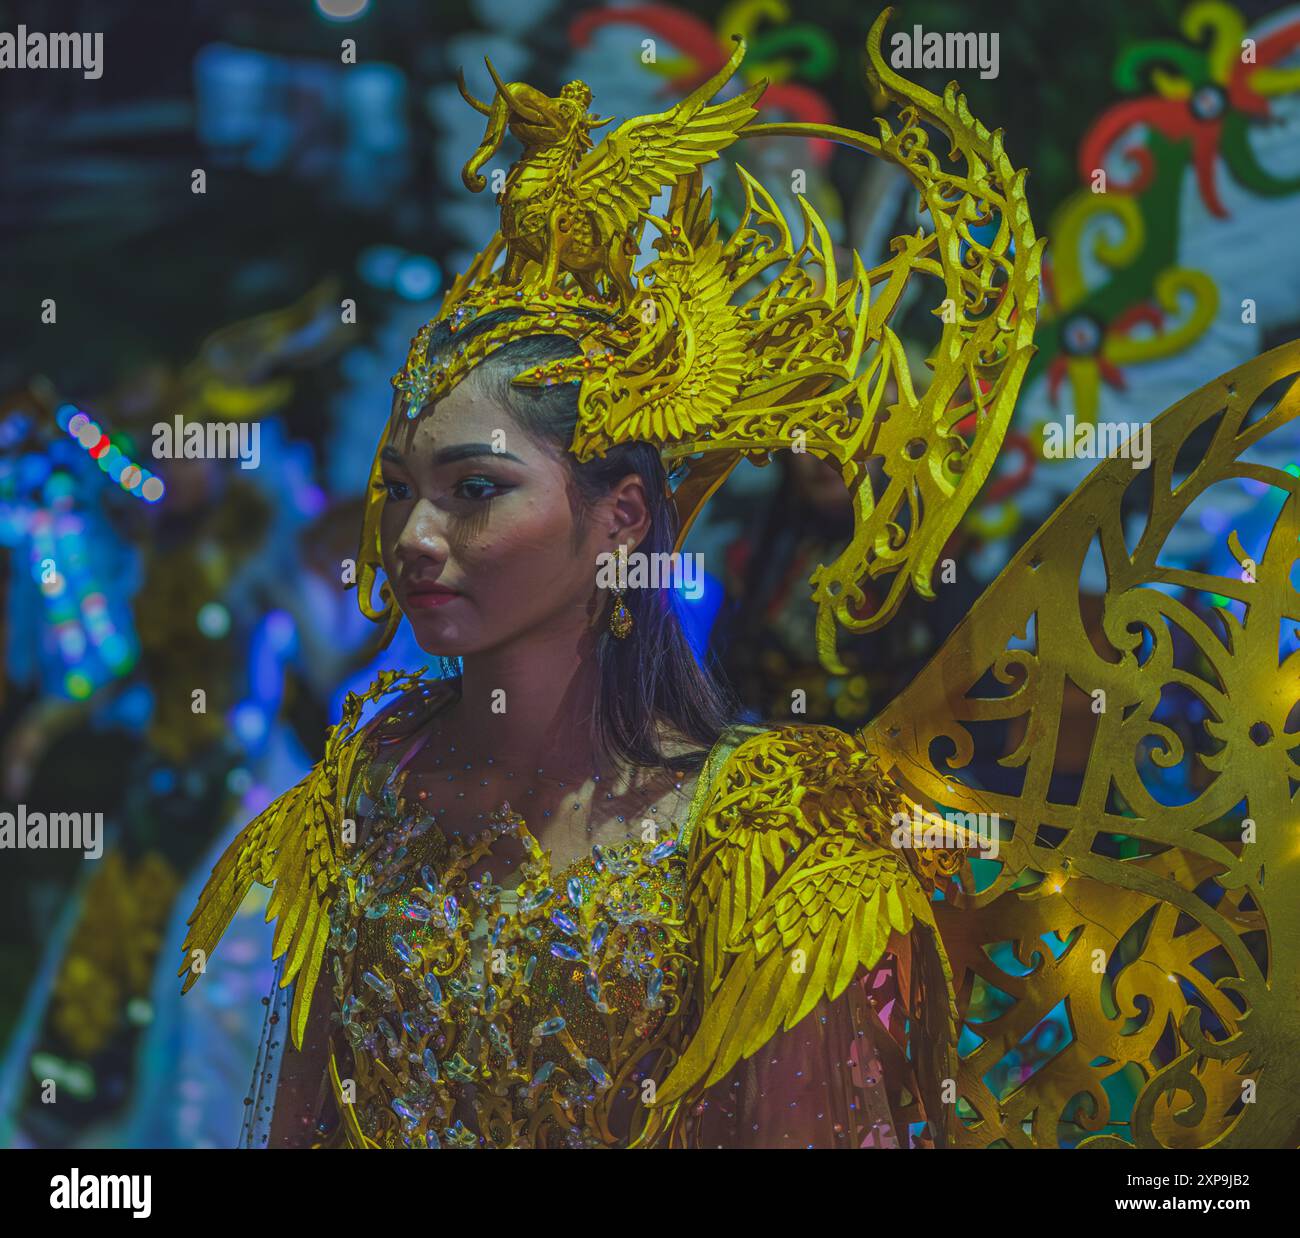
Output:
[
  {"xmin": 178, "ymin": 671, "xmax": 426, "ymax": 1051},
  {"xmin": 573, "ymin": 36, "xmax": 764, "ymax": 249},
  {"xmin": 860, "ymin": 340, "xmax": 1300, "ymax": 1148},
  {"xmin": 650, "ymin": 725, "xmax": 960, "ymax": 1142},
  {"xmin": 567, "ymin": 173, "xmax": 751, "ymax": 455}
]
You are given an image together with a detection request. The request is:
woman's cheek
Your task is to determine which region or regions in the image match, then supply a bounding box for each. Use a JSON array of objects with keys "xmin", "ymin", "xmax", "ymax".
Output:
[{"xmin": 378, "ymin": 509, "xmax": 403, "ymax": 572}]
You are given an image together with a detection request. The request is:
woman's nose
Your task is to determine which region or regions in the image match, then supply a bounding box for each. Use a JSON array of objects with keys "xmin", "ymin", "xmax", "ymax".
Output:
[{"xmin": 395, "ymin": 499, "xmax": 449, "ymax": 567}]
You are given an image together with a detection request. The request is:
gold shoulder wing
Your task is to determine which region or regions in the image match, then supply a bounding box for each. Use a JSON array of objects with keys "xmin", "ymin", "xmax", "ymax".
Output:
[
  {"xmin": 656, "ymin": 724, "xmax": 954, "ymax": 1106},
  {"xmin": 177, "ymin": 669, "xmax": 435, "ymax": 1050}
]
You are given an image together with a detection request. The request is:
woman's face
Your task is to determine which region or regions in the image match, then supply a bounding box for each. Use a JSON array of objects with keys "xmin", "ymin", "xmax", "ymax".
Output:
[{"xmin": 377, "ymin": 374, "xmax": 636, "ymax": 657}]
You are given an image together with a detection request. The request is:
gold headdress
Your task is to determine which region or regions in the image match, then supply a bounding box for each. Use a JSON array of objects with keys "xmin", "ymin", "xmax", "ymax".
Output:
[{"xmin": 360, "ymin": 8, "xmax": 1044, "ymax": 670}]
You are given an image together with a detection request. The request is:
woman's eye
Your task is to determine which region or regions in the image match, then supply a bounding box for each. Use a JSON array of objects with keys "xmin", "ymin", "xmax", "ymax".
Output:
[
  {"xmin": 454, "ymin": 476, "xmax": 508, "ymax": 501},
  {"xmin": 382, "ymin": 479, "xmax": 411, "ymax": 501}
]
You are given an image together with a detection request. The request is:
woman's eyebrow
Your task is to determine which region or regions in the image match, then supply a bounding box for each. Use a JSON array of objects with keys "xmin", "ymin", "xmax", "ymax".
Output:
[
  {"xmin": 429, "ymin": 443, "xmax": 525, "ymax": 465},
  {"xmin": 382, "ymin": 441, "xmax": 525, "ymax": 466}
]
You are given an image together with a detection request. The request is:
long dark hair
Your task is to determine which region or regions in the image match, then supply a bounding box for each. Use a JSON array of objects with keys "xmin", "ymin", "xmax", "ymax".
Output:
[{"xmin": 416, "ymin": 309, "xmax": 741, "ymax": 774}]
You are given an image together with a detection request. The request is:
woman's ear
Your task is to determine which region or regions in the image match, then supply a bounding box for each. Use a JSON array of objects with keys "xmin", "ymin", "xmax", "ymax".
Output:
[{"xmin": 605, "ymin": 473, "xmax": 652, "ymax": 552}]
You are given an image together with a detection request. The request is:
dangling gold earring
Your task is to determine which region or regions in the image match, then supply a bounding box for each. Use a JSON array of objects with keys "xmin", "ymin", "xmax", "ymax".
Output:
[{"xmin": 608, "ymin": 587, "xmax": 633, "ymax": 639}]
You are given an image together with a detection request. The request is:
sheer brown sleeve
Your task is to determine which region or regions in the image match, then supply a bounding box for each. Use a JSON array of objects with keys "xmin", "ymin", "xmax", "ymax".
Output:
[
  {"xmin": 689, "ymin": 932, "xmax": 947, "ymax": 1148},
  {"xmin": 264, "ymin": 973, "xmax": 335, "ymax": 1149}
]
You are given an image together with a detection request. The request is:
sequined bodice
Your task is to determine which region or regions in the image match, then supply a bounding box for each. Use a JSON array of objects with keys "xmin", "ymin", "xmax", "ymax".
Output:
[{"xmin": 325, "ymin": 780, "xmax": 690, "ymax": 1148}]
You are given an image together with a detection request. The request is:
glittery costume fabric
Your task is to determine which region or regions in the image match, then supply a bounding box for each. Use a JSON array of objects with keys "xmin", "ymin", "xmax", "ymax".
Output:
[{"xmin": 213, "ymin": 676, "xmax": 958, "ymax": 1149}]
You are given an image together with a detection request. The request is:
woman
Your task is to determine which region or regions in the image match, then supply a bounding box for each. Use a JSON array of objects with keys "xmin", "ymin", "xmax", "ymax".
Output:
[
  {"xmin": 178, "ymin": 17, "xmax": 1031, "ymax": 1149},
  {"xmin": 183, "ymin": 310, "xmax": 959, "ymax": 1149}
]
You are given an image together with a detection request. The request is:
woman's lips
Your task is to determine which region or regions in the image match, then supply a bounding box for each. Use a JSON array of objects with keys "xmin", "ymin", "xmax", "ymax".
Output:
[{"xmin": 404, "ymin": 584, "xmax": 462, "ymax": 610}]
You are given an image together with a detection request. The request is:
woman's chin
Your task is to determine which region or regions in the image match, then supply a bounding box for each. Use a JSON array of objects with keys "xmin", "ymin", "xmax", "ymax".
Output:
[{"xmin": 406, "ymin": 611, "xmax": 474, "ymax": 655}]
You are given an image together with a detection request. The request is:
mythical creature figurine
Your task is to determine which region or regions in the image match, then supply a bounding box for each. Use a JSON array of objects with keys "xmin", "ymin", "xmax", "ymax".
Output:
[
  {"xmin": 456, "ymin": 41, "xmax": 763, "ymax": 299},
  {"xmin": 180, "ymin": 8, "xmax": 1299, "ymax": 1149}
]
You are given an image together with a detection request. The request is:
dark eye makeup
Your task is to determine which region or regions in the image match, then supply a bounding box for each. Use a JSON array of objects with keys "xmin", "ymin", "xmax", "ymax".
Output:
[
  {"xmin": 375, "ymin": 472, "xmax": 512, "ymax": 504},
  {"xmin": 452, "ymin": 475, "xmax": 510, "ymax": 501}
]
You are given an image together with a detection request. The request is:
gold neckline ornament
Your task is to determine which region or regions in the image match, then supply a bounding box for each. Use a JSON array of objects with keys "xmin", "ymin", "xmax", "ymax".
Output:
[{"xmin": 360, "ymin": 8, "xmax": 1044, "ymax": 669}]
